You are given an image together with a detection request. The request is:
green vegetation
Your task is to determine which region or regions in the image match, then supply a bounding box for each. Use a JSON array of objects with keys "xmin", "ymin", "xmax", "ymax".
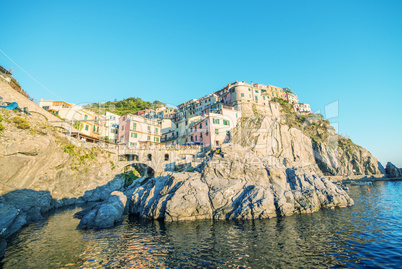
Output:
[
  {"xmin": 273, "ymin": 98, "xmax": 333, "ymax": 146},
  {"xmin": 124, "ymin": 168, "xmax": 141, "ymax": 187},
  {"xmin": 13, "ymin": 116, "xmax": 30, "ymax": 129},
  {"xmin": 84, "ymin": 97, "xmax": 166, "ymax": 116},
  {"xmin": 283, "ymin": 87, "xmax": 294, "ymax": 94},
  {"xmin": 73, "ymin": 121, "xmax": 84, "ymax": 131},
  {"xmin": 0, "ymin": 114, "xmax": 4, "ymax": 132},
  {"xmin": 100, "ymin": 136, "xmax": 112, "ymax": 142}
]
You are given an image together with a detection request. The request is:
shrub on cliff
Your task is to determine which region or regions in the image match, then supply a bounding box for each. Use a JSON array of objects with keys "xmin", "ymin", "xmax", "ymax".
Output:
[{"xmin": 13, "ymin": 116, "xmax": 30, "ymax": 129}]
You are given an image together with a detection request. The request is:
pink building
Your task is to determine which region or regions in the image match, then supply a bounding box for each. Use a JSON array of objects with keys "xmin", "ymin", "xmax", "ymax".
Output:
[{"xmin": 188, "ymin": 107, "xmax": 241, "ymax": 149}]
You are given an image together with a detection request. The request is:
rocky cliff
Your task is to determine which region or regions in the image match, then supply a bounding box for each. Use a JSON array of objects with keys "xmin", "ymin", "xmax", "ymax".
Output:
[
  {"xmin": 0, "ymin": 107, "xmax": 125, "ymax": 257},
  {"xmin": 234, "ymin": 101, "xmax": 383, "ymax": 177},
  {"xmin": 125, "ymin": 144, "xmax": 353, "ymax": 221}
]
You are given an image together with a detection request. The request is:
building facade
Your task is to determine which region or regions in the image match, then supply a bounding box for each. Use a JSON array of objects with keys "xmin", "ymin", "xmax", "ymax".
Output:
[{"xmin": 119, "ymin": 114, "xmax": 162, "ymax": 146}]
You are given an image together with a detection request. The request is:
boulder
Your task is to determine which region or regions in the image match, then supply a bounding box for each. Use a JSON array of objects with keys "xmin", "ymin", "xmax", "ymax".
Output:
[
  {"xmin": 385, "ymin": 162, "xmax": 402, "ymax": 178},
  {"xmin": 75, "ymin": 191, "xmax": 127, "ymax": 229},
  {"xmin": 2, "ymin": 189, "xmax": 53, "ymax": 222}
]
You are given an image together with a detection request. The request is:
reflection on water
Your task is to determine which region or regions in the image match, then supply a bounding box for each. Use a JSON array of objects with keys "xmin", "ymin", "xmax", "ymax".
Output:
[{"xmin": 1, "ymin": 181, "xmax": 401, "ymax": 268}]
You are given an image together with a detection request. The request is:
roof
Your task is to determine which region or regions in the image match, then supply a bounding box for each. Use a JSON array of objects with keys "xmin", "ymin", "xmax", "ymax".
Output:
[{"xmin": 0, "ymin": 65, "xmax": 11, "ymax": 75}]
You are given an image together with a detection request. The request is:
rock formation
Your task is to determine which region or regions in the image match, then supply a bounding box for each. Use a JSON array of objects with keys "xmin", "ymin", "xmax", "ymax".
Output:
[
  {"xmin": 385, "ymin": 162, "xmax": 402, "ymax": 178},
  {"xmin": 127, "ymin": 145, "xmax": 353, "ymax": 221},
  {"xmin": 74, "ymin": 191, "xmax": 127, "ymax": 229}
]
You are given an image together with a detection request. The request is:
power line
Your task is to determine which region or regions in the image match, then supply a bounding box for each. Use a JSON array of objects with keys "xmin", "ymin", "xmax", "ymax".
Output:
[{"xmin": 0, "ymin": 48, "xmax": 64, "ymax": 101}]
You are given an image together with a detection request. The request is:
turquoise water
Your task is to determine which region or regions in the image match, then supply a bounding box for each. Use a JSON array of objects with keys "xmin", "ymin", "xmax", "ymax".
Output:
[{"xmin": 1, "ymin": 181, "xmax": 401, "ymax": 268}]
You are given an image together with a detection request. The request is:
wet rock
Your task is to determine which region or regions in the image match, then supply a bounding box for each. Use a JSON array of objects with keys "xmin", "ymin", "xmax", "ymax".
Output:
[{"xmin": 2, "ymin": 189, "xmax": 53, "ymax": 222}]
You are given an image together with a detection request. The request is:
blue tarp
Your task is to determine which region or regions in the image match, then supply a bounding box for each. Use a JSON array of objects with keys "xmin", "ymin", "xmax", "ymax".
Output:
[{"xmin": 0, "ymin": 102, "xmax": 18, "ymax": 110}]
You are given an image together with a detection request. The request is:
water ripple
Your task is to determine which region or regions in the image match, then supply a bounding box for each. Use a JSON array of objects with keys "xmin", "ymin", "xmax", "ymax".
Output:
[{"xmin": 1, "ymin": 181, "xmax": 402, "ymax": 268}]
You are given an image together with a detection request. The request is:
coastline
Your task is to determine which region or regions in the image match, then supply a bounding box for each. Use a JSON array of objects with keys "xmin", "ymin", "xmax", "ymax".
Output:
[{"xmin": 327, "ymin": 175, "xmax": 402, "ymax": 183}]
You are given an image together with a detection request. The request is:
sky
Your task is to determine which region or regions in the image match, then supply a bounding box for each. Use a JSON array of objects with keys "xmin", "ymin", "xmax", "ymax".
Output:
[{"xmin": 1, "ymin": 0, "xmax": 401, "ymax": 167}]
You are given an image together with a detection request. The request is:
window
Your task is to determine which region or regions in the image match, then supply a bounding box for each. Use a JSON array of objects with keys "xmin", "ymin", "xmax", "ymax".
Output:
[
  {"xmin": 42, "ymin": 106, "xmax": 49, "ymax": 110},
  {"xmin": 93, "ymin": 125, "xmax": 96, "ymax": 132},
  {"xmin": 147, "ymin": 135, "xmax": 151, "ymax": 141},
  {"xmin": 276, "ymin": 93, "xmax": 278, "ymax": 97},
  {"xmin": 200, "ymin": 123, "xmax": 202, "ymax": 128},
  {"xmin": 255, "ymin": 96, "xmax": 258, "ymax": 100},
  {"xmin": 206, "ymin": 130, "xmax": 209, "ymax": 136},
  {"xmin": 195, "ymin": 135, "xmax": 197, "ymax": 141},
  {"xmin": 249, "ymin": 94, "xmax": 251, "ymax": 98},
  {"xmin": 272, "ymin": 93, "xmax": 274, "ymax": 97},
  {"xmin": 263, "ymin": 96, "xmax": 266, "ymax": 100},
  {"xmin": 206, "ymin": 120, "xmax": 208, "ymax": 125},
  {"xmin": 248, "ymin": 88, "xmax": 251, "ymax": 91},
  {"xmin": 147, "ymin": 126, "xmax": 151, "ymax": 131},
  {"xmin": 215, "ymin": 129, "xmax": 219, "ymax": 134},
  {"xmin": 191, "ymin": 136, "xmax": 194, "ymax": 142},
  {"xmin": 85, "ymin": 125, "xmax": 89, "ymax": 131},
  {"xmin": 133, "ymin": 123, "xmax": 136, "ymax": 130},
  {"xmin": 165, "ymin": 154, "xmax": 169, "ymax": 161},
  {"xmin": 147, "ymin": 154, "xmax": 152, "ymax": 161},
  {"xmin": 241, "ymin": 93, "xmax": 244, "ymax": 97},
  {"xmin": 84, "ymin": 115, "xmax": 88, "ymax": 120},
  {"xmin": 255, "ymin": 90, "xmax": 259, "ymax": 93},
  {"xmin": 155, "ymin": 128, "xmax": 158, "ymax": 134},
  {"xmin": 122, "ymin": 125, "xmax": 124, "ymax": 131},
  {"xmin": 97, "ymin": 127, "xmax": 99, "ymax": 133}
]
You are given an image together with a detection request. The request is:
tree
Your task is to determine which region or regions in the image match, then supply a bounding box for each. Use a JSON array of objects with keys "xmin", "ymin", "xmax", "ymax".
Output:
[
  {"xmin": 283, "ymin": 87, "xmax": 294, "ymax": 94},
  {"xmin": 73, "ymin": 121, "xmax": 84, "ymax": 131}
]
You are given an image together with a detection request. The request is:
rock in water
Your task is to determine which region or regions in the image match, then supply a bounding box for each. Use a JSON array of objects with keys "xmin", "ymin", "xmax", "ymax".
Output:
[
  {"xmin": 128, "ymin": 145, "xmax": 354, "ymax": 221},
  {"xmin": 385, "ymin": 162, "xmax": 402, "ymax": 178},
  {"xmin": 76, "ymin": 191, "xmax": 127, "ymax": 229}
]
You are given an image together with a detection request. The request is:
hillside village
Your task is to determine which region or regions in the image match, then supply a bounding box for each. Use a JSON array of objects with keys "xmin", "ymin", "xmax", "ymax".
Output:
[
  {"xmin": 37, "ymin": 80, "xmax": 312, "ymax": 150},
  {"xmin": 1, "ymin": 64, "xmax": 312, "ymax": 152}
]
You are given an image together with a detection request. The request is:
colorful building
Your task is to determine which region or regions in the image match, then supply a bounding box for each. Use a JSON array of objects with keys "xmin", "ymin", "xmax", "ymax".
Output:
[
  {"xmin": 294, "ymin": 103, "xmax": 311, "ymax": 113},
  {"xmin": 189, "ymin": 107, "xmax": 241, "ymax": 149},
  {"xmin": 119, "ymin": 114, "xmax": 161, "ymax": 146}
]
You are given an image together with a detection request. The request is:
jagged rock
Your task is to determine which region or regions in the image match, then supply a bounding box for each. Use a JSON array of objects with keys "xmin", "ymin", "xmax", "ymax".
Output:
[
  {"xmin": 75, "ymin": 191, "xmax": 127, "ymax": 229},
  {"xmin": 0, "ymin": 190, "xmax": 53, "ymax": 258},
  {"xmin": 313, "ymin": 139, "xmax": 382, "ymax": 176},
  {"xmin": 129, "ymin": 146, "xmax": 353, "ymax": 221},
  {"xmin": 385, "ymin": 162, "xmax": 402, "ymax": 178},
  {"xmin": 0, "ymin": 239, "xmax": 6, "ymax": 258},
  {"xmin": 0, "ymin": 204, "xmax": 26, "ymax": 240},
  {"xmin": 378, "ymin": 162, "xmax": 386, "ymax": 174},
  {"xmin": 2, "ymin": 189, "xmax": 53, "ymax": 222}
]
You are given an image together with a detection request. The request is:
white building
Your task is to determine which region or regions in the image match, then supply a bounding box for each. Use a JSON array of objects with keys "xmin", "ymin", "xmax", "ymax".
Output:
[
  {"xmin": 294, "ymin": 103, "xmax": 311, "ymax": 113},
  {"xmin": 104, "ymin": 112, "xmax": 120, "ymax": 143}
]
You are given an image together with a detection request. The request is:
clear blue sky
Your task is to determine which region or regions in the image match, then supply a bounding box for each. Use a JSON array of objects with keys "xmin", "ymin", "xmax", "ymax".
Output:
[{"xmin": 1, "ymin": 0, "xmax": 401, "ymax": 167}]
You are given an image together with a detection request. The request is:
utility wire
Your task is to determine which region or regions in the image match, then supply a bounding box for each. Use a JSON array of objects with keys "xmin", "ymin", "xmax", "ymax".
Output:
[{"xmin": 0, "ymin": 48, "xmax": 64, "ymax": 101}]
